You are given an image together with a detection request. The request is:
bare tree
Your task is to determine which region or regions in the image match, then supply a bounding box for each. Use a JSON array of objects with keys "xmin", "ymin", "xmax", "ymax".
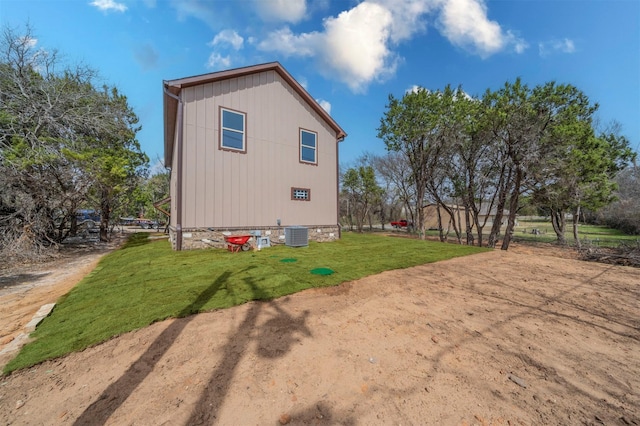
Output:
[{"xmin": 372, "ymin": 152, "xmax": 416, "ymax": 228}]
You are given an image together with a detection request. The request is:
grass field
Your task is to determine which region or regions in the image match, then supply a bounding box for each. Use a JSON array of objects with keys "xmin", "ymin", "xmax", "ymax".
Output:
[
  {"xmin": 400, "ymin": 219, "xmax": 637, "ymax": 248},
  {"xmin": 513, "ymin": 220, "xmax": 638, "ymax": 247},
  {"xmin": 4, "ymin": 232, "xmax": 487, "ymax": 374}
]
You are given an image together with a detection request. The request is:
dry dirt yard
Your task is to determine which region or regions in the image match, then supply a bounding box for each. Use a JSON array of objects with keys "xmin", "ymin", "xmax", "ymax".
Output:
[{"xmin": 0, "ymin": 240, "xmax": 638, "ymax": 425}]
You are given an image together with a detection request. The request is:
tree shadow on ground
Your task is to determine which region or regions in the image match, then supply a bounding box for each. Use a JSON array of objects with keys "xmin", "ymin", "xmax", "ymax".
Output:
[
  {"xmin": 186, "ymin": 276, "xmax": 312, "ymax": 424},
  {"xmin": 279, "ymin": 400, "xmax": 357, "ymax": 425},
  {"xmin": 421, "ymin": 263, "xmax": 639, "ymax": 423},
  {"xmin": 0, "ymin": 273, "xmax": 50, "ymax": 290},
  {"xmin": 73, "ymin": 271, "xmax": 232, "ymax": 425},
  {"xmin": 119, "ymin": 233, "xmax": 150, "ymax": 249},
  {"xmin": 74, "ymin": 269, "xmax": 313, "ymax": 425}
]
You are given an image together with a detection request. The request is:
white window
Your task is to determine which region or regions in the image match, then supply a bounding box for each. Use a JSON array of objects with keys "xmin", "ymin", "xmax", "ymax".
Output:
[
  {"xmin": 220, "ymin": 107, "xmax": 246, "ymax": 152},
  {"xmin": 291, "ymin": 187, "xmax": 310, "ymax": 201},
  {"xmin": 300, "ymin": 129, "xmax": 317, "ymax": 164}
]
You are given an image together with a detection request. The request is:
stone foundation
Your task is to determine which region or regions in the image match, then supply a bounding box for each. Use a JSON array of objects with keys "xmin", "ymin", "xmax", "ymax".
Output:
[{"xmin": 168, "ymin": 225, "xmax": 340, "ymax": 250}]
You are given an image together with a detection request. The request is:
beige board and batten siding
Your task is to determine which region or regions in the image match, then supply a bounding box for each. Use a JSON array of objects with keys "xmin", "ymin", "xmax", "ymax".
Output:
[
  {"xmin": 180, "ymin": 69, "xmax": 338, "ymax": 229},
  {"xmin": 169, "ymin": 116, "xmax": 179, "ymax": 228}
]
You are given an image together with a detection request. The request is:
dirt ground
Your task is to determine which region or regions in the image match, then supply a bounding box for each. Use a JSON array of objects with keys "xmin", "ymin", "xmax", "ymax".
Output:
[{"xmin": 0, "ymin": 239, "xmax": 638, "ymax": 425}]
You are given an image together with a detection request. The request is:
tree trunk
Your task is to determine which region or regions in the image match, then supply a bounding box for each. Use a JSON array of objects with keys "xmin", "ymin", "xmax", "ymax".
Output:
[
  {"xmin": 573, "ymin": 206, "xmax": 581, "ymax": 249},
  {"xmin": 550, "ymin": 208, "xmax": 567, "ymax": 245},
  {"xmin": 100, "ymin": 189, "xmax": 110, "ymax": 242},
  {"xmin": 465, "ymin": 205, "xmax": 474, "ymax": 246},
  {"xmin": 501, "ymin": 167, "xmax": 523, "ymax": 251},
  {"xmin": 455, "ymin": 203, "xmax": 463, "ymax": 244},
  {"xmin": 436, "ymin": 204, "xmax": 445, "ymax": 242},
  {"xmin": 417, "ymin": 207, "xmax": 426, "ymax": 240},
  {"xmin": 488, "ymin": 165, "xmax": 511, "ymax": 248}
]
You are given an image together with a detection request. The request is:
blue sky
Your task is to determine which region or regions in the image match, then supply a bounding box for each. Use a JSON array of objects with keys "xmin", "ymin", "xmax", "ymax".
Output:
[{"xmin": 2, "ymin": 0, "xmax": 639, "ymax": 171}]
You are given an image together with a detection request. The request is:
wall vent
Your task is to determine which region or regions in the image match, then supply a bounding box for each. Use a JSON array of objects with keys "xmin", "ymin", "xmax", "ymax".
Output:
[{"xmin": 285, "ymin": 226, "xmax": 308, "ymax": 247}]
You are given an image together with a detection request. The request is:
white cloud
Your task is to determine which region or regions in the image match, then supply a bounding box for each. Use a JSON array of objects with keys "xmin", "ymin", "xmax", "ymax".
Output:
[
  {"xmin": 510, "ymin": 32, "xmax": 529, "ymax": 54},
  {"xmin": 90, "ymin": 0, "xmax": 127, "ymax": 12},
  {"xmin": 559, "ymin": 38, "xmax": 575, "ymax": 53},
  {"xmin": 437, "ymin": 0, "xmax": 516, "ymax": 57},
  {"xmin": 257, "ymin": 0, "xmax": 307, "ymax": 23},
  {"xmin": 18, "ymin": 36, "xmax": 52, "ymax": 71},
  {"xmin": 316, "ymin": 99, "xmax": 331, "ymax": 114},
  {"xmin": 455, "ymin": 87, "xmax": 474, "ymax": 101},
  {"xmin": 433, "ymin": 0, "xmax": 527, "ymax": 56},
  {"xmin": 321, "ymin": 2, "xmax": 396, "ymax": 92},
  {"xmin": 209, "ymin": 30, "xmax": 244, "ymax": 50},
  {"xmin": 539, "ymin": 38, "xmax": 576, "ymax": 57},
  {"xmin": 404, "ymin": 85, "xmax": 475, "ymax": 102},
  {"xmin": 259, "ymin": 2, "xmax": 396, "ymax": 93},
  {"xmin": 406, "ymin": 84, "xmax": 422, "ymax": 94},
  {"xmin": 257, "ymin": 27, "xmax": 317, "ymax": 57},
  {"xmin": 371, "ymin": 0, "xmax": 436, "ymax": 43},
  {"xmin": 171, "ymin": 0, "xmax": 218, "ymax": 28},
  {"xmin": 206, "ymin": 53, "xmax": 231, "ymax": 69},
  {"xmin": 19, "ymin": 36, "xmax": 38, "ymax": 49},
  {"xmin": 253, "ymin": 0, "xmax": 525, "ymax": 92}
]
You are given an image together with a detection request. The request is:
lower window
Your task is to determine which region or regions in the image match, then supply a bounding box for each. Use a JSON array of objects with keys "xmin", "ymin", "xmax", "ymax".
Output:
[{"xmin": 291, "ymin": 187, "xmax": 311, "ymax": 201}]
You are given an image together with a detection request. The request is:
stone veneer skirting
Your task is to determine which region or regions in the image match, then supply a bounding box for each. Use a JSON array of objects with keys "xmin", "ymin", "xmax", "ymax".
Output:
[{"xmin": 168, "ymin": 225, "xmax": 340, "ymax": 250}]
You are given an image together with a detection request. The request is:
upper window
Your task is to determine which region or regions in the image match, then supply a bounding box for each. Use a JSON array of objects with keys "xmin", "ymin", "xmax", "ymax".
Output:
[
  {"xmin": 300, "ymin": 129, "xmax": 317, "ymax": 164},
  {"xmin": 220, "ymin": 107, "xmax": 246, "ymax": 152}
]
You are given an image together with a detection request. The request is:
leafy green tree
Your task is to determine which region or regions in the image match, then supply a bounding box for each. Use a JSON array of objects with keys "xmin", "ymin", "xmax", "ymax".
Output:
[
  {"xmin": 533, "ymin": 133, "xmax": 633, "ymax": 246},
  {"xmin": 341, "ymin": 165, "xmax": 383, "ymax": 233},
  {"xmin": 482, "ymin": 80, "xmax": 605, "ymax": 249},
  {"xmin": 482, "ymin": 79, "xmax": 545, "ymax": 249},
  {"xmin": 378, "ymin": 87, "xmax": 452, "ymax": 239},
  {"xmin": 135, "ymin": 168, "xmax": 170, "ymax": 223},
  {"xmin": 596, "ymin": 164, "xmax": 640, "ymax": 235},
  {"xmin": 377, "ymin": 78, "xmax": 633, "ymax": 250},
  {"xmin": 0, "ymin": 24, "xmax": 148, "ymax": 257},
  {"xmin": 65, "ymin": 87, "xmax": 148, "ymax": 241},
  {"xmin": 1, "ymin": 25, "xmax": 96, "ymax": 255}
]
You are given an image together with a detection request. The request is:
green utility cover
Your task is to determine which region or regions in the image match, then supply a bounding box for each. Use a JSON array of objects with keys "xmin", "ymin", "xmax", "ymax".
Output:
[{"xmin": 310, "ymin": 268, "xmax": 335, "ymax": 275}]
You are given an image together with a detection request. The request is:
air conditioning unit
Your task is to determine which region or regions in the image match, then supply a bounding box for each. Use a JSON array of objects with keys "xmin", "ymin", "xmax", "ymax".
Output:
[{"xmin": 285, "ymin": 226, "xmax": 308, "ymax": 247}]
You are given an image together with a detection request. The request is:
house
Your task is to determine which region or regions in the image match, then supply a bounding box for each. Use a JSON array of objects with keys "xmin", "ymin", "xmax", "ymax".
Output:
[
  {"xmin": 163, "ymin": 62, "xmax": 347, "ymax": 250},
  {"xmin": 422, "ymin": 203, "xmax": 467, "ymax": 232},
  {"xmin": 423, "ymin": 203, "xmax": 511, "ymax": 234}
]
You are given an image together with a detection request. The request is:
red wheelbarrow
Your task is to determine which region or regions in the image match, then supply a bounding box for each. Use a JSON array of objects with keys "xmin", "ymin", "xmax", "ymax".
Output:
[{"xmin": 224, "ymin": 235, "xmax": 252, "ymax": 252}]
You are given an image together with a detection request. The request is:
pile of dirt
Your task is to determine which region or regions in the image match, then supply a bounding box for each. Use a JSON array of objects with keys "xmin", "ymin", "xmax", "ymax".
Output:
[{"xmin": 0, "ymin": 241, "xmax": 638, "ymax": 425}]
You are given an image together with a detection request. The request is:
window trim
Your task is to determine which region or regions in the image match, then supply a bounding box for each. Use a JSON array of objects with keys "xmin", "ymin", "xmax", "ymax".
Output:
[
  {"xmin": 219, "ymin": 106, "xmax": 247, "ymax": 153},
  {"xmin": 299, "ymin": 128, "xmax": 317, "ymax": 165},
  {"xmin": 291, "ymin": 187, "xmax": 311, "ymax": 201}
]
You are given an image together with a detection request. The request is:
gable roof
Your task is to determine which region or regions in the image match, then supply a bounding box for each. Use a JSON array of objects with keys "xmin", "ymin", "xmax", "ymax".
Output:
[{"xmin": 163, "ymin": 62, "xmax": 347, "ymax": 166}]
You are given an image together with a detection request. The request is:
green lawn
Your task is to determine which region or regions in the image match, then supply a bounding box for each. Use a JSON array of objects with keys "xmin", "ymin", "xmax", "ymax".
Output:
[
  {"xmin": 4, "ymin": 232, "xmax": 487, "ymax": 374},
  {"xmin": 514, "ymin": 221, "xmax": 638, "ymax": 246}
]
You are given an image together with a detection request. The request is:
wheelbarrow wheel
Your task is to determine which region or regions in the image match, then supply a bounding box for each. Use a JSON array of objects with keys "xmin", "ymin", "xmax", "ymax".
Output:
[{"xmin": 241, "ymin": 243, "xmax": 251, "ymax": 251}]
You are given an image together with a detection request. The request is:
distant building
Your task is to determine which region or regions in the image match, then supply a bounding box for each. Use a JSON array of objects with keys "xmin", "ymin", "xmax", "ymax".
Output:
[{"xmin": 423, "ymin": 203, "xmax": 510, "ymax": 233}]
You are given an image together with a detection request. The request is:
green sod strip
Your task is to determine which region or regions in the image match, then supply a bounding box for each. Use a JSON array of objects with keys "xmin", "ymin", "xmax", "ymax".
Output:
[{"xmin": 4, "ymin": 232, "xmax": 488, "ymax": 374}]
